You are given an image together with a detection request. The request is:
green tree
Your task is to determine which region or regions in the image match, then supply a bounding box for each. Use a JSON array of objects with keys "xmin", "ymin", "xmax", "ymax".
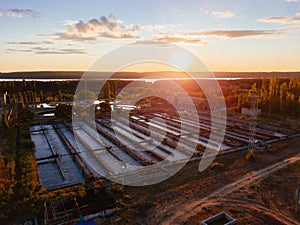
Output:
[
  {"xmin": 57, "ymin": 90, "xmax": 63, "ymax": 101},
  {"xmin": 1, "ymin": 112, "xmax": 9, "ymax": 129},
  {"xmin": 279, "ymin": 82, "xmax": 287, "ymax": 114},
  {"xmin": 39, "ymin": 90, "xmax": 44, "ymax": 102}
]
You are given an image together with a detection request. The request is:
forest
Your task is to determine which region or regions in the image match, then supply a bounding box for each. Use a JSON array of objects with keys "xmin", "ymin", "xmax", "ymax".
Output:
[
  {"xmin": 0, "ymin": 121, "xmax": 42, "ymax": 223},
  {"xmin": 1, "ymin": 78, "xmax": 300, "ymax": 118}
]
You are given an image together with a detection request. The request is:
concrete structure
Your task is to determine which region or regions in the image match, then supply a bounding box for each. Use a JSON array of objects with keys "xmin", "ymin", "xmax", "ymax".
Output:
[
  {"xmin": 48, "ymin": 101, "xmax": 74, "ymax": 106},
  {"xmin": 202, "ymin": 212, "xmax": 236, "ymax": 225},
  {"xmin": 44, "ymin": 187, "xmax": 115, "ymax": 225},
  {"xmin": 30, "ymin": 123, "xmax": 86, "ymax": 190},
  {"xmin": 30, "ymin": 109, "xmax": 297, "ymax": 187}
]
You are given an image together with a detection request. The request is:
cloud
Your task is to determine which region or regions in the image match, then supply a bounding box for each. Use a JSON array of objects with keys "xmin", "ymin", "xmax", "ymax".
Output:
[
  {"xmin": 35, "ymin": 14, "xmax": 142, "ymax": 43},
  {"xmin": 146, "ymin": 29, "xmax": 281, "ymax": 45},
  {"xmin": 37, "ymin": 33, "xmax": 99, "ymax": 42},
  {"xmin": 258, "ymin": 13, "xmax": 300, "ymax": 24},
  {"xmin": 134, "ymin": 40, "xmax": 168, "ymax": 45},
  {"xmin": 195, "ymin": 30, "xmax": 281, "ymax": 38},
  {"xmin": 6, "ymin": 41, "xmax": 54, "ymax": 45},
  {"xmin": 285, "ymin": 0, "xmax": 299, "ymax": 2},
  {"xmin": 156, "ymin": 37, "xmax": 204, "ymax": 44},
  {"xmin": 63, "ymin": 20, "xmax": 80, "ymax": 26},
  {"xmin": 140, "ymin": 24, "xmax": 166, "ymax": 32},
  {"xmin": 4, "ymin": 48, "xmax": 33, "ymax": 53},
  {"xmin": 64, "ymin": 14, "xmax": 140, "ymax": 39},
  {"xmin": 7, "ymin": 12, "xmax": 284, "ymax": 54},
  {"xmin": 211, "ymin": 11, "xmax": 235, "ymax": 18},
  {"xmin": 151, "ymin": 35, "xmax": 206, "ymax": 45},
  {"xmin": 4, "ymin": 47, "xmax": 88, "ymax": 55},
  {"xmin": 0, "ymin": 8, "xmax": 39, "ymax": 18},
  {"xmin": 35, "ymin": 48, "xmax": 88, "ymax": 55},
  {"xmin": 155, "ymin": 29, "xmax": 282, "ymax": 40}
]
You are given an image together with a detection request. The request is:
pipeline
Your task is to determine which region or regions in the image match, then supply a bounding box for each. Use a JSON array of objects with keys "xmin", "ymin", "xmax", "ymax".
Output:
[{"xmin": 187, "ymin": 133, "xmax": 300, "ymax": 164}]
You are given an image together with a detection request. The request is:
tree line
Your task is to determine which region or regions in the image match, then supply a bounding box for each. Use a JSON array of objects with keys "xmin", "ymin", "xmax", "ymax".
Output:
[
  {"xmin": 0, "ymin": 123, "xmax": 42, "ymax": 223},
  {"xmin": 1, "ymin": 78, "xmax": 299, "ymax": 118},
  {"xmin": 0, "ymin": 80, "xmax": 121, "ymax": 105},
  {"xmin": 231, "ymin": 78, "xmax": 300, "ymax": 117}
]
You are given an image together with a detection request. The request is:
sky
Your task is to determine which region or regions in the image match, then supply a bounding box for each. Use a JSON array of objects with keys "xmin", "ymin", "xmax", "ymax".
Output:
[{"xmin": 0, "ymin": 0, "xmax": 300, "ymax": 72}]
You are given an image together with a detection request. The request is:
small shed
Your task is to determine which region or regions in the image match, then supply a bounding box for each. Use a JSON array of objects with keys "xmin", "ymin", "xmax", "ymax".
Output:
[{"xmin": 202, "ymin": 212, "xmax": 236, "ymax": 225}]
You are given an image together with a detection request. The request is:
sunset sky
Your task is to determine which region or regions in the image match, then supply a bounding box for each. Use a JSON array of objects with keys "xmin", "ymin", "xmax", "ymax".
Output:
[{"xmin": 1, "ymin": 0, "xmax": 300, "ymax": 72}]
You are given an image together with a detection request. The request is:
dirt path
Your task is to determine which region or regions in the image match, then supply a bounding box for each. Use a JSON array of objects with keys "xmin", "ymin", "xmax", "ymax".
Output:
[{"xmin": 152, "ymin": 152, "xmax": 300, "ymax": 225}]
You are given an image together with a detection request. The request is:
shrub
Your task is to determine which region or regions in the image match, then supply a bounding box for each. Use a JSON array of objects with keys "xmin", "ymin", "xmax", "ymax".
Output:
[
  {"xmin": 20, "ymin": 139, "xmax": 35, "ymax": 150},
  {"xmin": 210, "ymin": 162, "xmax": 225, "ymax": 170},
  {"xmin": 245, "ymin": 149, "xmax": 256, "ymax": 161}
]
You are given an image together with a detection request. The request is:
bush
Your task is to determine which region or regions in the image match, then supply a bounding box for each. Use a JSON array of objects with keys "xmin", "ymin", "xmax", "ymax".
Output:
[
  {"xmin": 245, "ymin": 149, "xmax": 256, "ymax": 161},
  {"xmin": 20, "ymin": 139, "xmax": 35, "ymax": 150},
  {"xmin": 239, "ymin": 115, "xmax": 248, "ymax": 120},
  {"xmin": 55, "ymin": 104, "xmax": 72, "ymax": 118},
  {"xmin": 19, "ymin": 127, "xmax": 31, "ymax": 139},
  {"xmin": 111, "ymin": 182, "xmax": 124, "ymax": 193},
  {"xmin": 210, "ymin": 162, "xmax": 225, "ymax": 170}
]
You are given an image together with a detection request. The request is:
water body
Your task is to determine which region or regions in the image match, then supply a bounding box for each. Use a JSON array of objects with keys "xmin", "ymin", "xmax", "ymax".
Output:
[{"xmin": 0, "ymin": 77, "xmax": 245, "ymax": 82}]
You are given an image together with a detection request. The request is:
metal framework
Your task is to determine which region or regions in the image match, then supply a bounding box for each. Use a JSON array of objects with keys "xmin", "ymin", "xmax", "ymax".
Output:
[
  {"xmin": 44, "ymin": 198, "xmax": 81, "ymax": 225},
  {"xmin": 248, "ymin": 90, "xmax": 260, "ymax": 150}
]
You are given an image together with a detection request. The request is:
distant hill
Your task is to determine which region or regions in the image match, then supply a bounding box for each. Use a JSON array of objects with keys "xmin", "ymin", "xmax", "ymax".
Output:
[
  {"xmin": 0, "ymin": 71, "xmax": 85, "ymax": 79},
  {"xmin": 0, "ymin": 71, "xmax": 299, "ymax": 79}
]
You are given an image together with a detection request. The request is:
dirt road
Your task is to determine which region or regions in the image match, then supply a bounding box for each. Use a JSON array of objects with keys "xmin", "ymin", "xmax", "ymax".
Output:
[{"xmin": 152, "ymin": 152, "xmax": 300, "ymax": 225}]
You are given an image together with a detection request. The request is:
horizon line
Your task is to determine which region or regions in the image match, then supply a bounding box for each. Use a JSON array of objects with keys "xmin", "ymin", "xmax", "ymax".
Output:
[{"xmin": 1, "ymin": 70, "xmax": 300, "ymax": 74}]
